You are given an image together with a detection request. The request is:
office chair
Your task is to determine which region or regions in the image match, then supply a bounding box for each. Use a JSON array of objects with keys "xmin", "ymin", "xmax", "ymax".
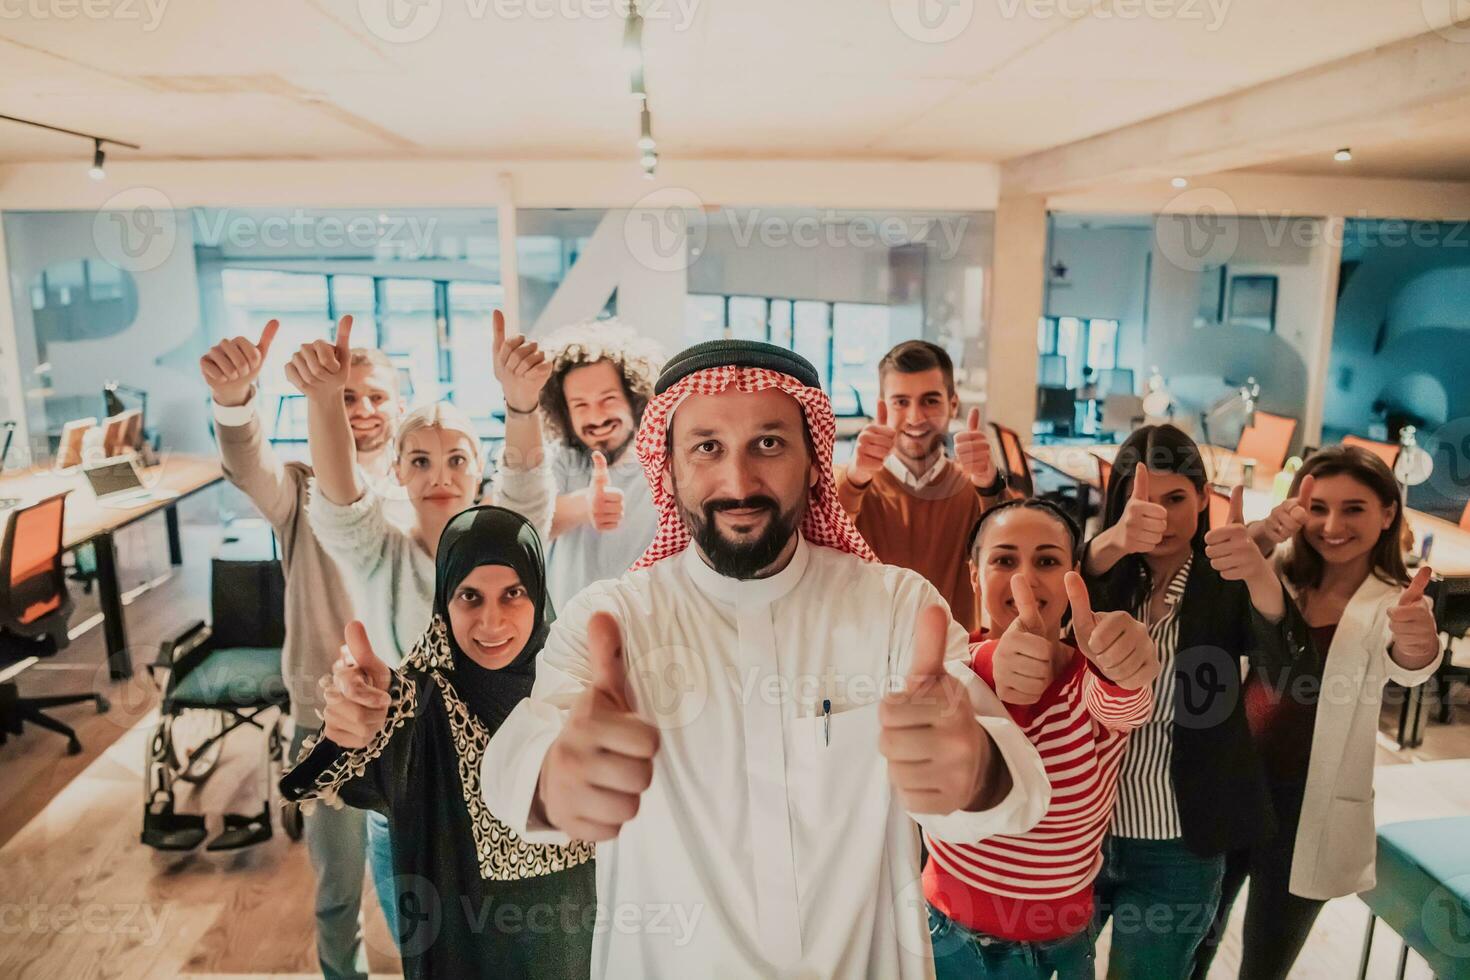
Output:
[
  {"xmin": 0, "ymin": 494, "xmax": 109, "ymax": 754},
  {"xmin": 1093, "ymin": 452, "xmax": 1113, "ymax": 493},
  {"xmin": 1340, "ymin": 435, "xmax": 1401, "ymax": 470},
  {"xmin": 989, "ymin": 421, "xmax": 1089, "ymax": 519},
  {"xmin": 1234, "ymin": 411, "xmax": 1297, "ymax": 474}
]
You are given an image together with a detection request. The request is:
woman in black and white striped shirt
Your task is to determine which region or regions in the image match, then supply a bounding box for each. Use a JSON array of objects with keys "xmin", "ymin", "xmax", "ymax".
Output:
[{"xmin": 1080, "ymin": 424, "xmax": 1313, "ymax": 979}]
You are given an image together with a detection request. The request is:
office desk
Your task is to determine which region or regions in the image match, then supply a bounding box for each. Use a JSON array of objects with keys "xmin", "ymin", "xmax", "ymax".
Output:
[
  {"xmin": 0, "ymin": 454, "xmax": 224, "ymax": 679},
  {"xmin": 1025, "ymin": 442, "xmax": 1470, "ymax": 578}
]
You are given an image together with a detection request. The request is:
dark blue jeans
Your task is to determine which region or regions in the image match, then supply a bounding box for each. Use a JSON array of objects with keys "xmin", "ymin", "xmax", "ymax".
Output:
[
  {"xmin": 929, "ymin": 905, "xmax": 1096, "ymax": 980},
  {"xmin": 1092, "ymin": 835, "xmax": 1225, "ymax": 980}
]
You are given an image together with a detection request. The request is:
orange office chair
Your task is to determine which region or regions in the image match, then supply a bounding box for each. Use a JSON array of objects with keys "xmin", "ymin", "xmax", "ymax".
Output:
[
  {"xmin": 1234, "ymin": 411, "xmax": 1297, "ymax": 474},
  {"xmin": 1341, "ymin": 435, "xmax": 1401, "ymax": 471},
  {"xmin": 1460, "ymin": 500, "xmax": 1470, "ymax": 532},
  {"xmin": 1093, "ymin": 452, "xmax": 1113, "ymax": 493},
  {"xmin": 989, "ymin": 422, "xmax": 1035, "ymax": 497},
  {"xmin": 0, "ymin": 494, "xmax": 108, "ymax": 753}
]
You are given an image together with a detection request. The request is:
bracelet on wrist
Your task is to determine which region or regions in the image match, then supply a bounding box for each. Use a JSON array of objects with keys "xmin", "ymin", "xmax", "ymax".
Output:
[{"xmin": 504, "ymin": 399, "xmax": 540, "ymax": 418}]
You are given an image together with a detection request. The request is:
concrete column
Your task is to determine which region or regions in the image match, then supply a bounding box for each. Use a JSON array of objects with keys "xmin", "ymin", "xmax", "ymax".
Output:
[
  {"xmin": 985, "ymin": 194, "xmax": 1047, "ymax": 436},
  {"xmin": 1301, "ymin": 215, "xmax": 1344, "ymax": 447}
]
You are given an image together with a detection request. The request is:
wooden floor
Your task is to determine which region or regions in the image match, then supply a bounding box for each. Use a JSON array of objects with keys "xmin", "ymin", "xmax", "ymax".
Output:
[{"xmin": 1, "ymin": 512, "xmax": 1467, "ymax": 979}]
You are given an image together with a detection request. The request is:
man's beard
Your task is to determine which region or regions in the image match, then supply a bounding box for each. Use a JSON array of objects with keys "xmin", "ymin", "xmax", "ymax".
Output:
[
  {"xmin": 895, "ymin": 428, "xmax": 945, "ymax": 465},
  {"xmin": 353, "ymin": 428, "xmax": 391, "ymax": 454},
  {"xmin": 572, "ymin": 423, "xmax": 635, "ymax": 466},
  {"xmin": 678, "ymin": 492, "xmax": 804, "ymax": 580}
]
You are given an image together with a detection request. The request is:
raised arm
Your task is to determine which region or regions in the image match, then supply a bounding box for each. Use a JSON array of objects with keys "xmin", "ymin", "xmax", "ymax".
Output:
[
  {"xmin": 201, "ymin": 320, "xmax": 299, "ymax": 527},
  {"xmin": 1084, "ymin": 463, "xmax": 1167, "ymax": 576},
  {"xmin": 1066, "ymin": 572, "xmax": 1157, "ymax": 731},
  {"xmin": 489, "ymin": 310, "xmax": 559, "ymax": 539},
  {"xmin": 1205, "ymin": 484, "xmax": 1286, "ymax": 622},
  {"xmin": 481, "ymin": 590, "xmax": 659, "ymax": 847},
  {"xmin": 287, "ymin": 316, "xmax": 361, "ymax": 506},
  {"xmin": 279, "ymin": 621, "xmax": 406, "ymax": 814},
  {"xmin": 880, "ymin": 573, "xmax": 1050, "ymax": 842}
]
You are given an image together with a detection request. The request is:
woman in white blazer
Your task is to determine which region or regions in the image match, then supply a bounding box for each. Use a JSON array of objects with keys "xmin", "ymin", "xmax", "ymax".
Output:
[{"xmin": 1194, "ymin": 445, "xmax": 1443, "ymax": 980}]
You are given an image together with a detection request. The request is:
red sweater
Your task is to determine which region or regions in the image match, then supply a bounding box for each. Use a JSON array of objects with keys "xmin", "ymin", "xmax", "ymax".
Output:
[{"xmin": 924, "ymin": 635, "xmax": 1152, "ymax": 941}]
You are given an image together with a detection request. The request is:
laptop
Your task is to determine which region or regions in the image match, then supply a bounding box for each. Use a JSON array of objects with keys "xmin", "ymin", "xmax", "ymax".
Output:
[{"xmin": 82, "ymin": 455, "xmax": 179, "ymax": 508}]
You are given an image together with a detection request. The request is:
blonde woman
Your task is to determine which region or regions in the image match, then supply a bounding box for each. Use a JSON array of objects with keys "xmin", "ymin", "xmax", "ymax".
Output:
[{"xmin": 292, "ymin": 312, "xmax": 556, "ymax": 664}]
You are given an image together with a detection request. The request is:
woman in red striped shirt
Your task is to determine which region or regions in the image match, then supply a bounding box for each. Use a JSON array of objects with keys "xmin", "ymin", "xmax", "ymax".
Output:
[{"xmin": 927, "ymin": 499, "xmax": 1160, "ymax": 979}]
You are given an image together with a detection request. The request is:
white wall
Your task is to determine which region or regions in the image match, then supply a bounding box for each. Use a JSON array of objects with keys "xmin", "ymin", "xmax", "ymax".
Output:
[{"xmin": 1044, "ymin": 215, "xmax": 1337, "ymax": 453}]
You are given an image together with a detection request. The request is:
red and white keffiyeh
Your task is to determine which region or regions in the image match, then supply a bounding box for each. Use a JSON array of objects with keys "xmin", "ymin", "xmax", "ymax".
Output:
[{"xmin": 631, "ymin": 365, "xmax": 877, "ymax": 570}]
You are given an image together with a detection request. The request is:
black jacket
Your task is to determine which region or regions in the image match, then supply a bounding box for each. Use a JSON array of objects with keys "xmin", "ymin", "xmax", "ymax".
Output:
[{"xmin": 1084, "ymin": 543, "xmax": 1315, "ymax": 857}]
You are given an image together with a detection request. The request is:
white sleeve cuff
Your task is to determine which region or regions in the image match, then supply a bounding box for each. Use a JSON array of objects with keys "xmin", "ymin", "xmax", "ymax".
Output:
[
  {"xmin": 211, "ymin": 390, "xmax": 258, "ymax": 428},
  {"xmin": 915, "ymin": 712, "xmax": 1051, "ymax": 844}
]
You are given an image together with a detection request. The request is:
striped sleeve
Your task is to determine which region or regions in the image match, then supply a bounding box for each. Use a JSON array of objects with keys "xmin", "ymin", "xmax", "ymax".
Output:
[{"xmin": 1080, "ymin": 667, "xmax": 1154, "ymax": 733}]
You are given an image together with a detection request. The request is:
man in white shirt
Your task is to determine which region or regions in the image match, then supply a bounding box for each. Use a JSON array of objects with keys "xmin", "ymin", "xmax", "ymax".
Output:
[
  {"xmin": 518, "ymin": 319, "xmax": 664, "ymax": 608},
  {"xmin": 481, "ymin": 339, "xmax": 1049, "ymax": 978},
  {"xmin": 201, "ymin": 319, "xmax": 407, "ymax": 980}
]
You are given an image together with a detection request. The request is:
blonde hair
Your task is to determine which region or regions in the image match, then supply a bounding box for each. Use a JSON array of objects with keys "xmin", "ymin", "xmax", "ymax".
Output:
[{"xmin": 393, "ymin": 401, "xmax": 482, "ymax": 464}]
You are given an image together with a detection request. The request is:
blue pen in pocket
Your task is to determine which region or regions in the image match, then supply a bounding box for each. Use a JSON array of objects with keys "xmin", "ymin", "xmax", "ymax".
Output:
[{"xmin": 822, "ymin": 699, "xmax": 831, "ymax": 747}]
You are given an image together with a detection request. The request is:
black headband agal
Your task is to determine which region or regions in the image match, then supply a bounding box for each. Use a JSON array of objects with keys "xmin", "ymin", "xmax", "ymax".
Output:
[{"xmin": 654, "ymin": 340, "xmax": 822, "ymax": 395}]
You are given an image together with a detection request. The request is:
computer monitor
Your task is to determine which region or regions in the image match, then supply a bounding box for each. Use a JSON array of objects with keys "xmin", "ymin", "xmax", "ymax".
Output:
[
  {"xmin": 101, "ymin": 413, "xmax": 131, "ymax": 459},
  {"xmin": 56, "ymin": 417, "xmax": 96, "ymax": 471},
  {"xmin": 102, "ymin": 382, "xmax": 147, "ymax": 453}
]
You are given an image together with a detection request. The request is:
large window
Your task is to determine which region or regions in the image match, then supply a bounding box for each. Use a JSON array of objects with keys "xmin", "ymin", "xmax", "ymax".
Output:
[
  {"xmin": 1037, "ymin": 316, "xmax": 1120, "ymax": 390},
  {"xmin": 447, "ymin": 281, "xmax": 505, "ymax": 419},
  {"xmin": 218, "ymin": 268, "xmax": 506, "ymax": 439},
  {"xmin": 685, "ymin": 293, "xmax": 892, "ymax": 415}
]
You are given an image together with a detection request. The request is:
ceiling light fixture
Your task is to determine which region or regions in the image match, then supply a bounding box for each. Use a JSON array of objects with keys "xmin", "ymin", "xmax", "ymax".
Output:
[
  {"xmin": 89, "ymin": 139, "xmax": 106, "ymax": 181},
  {"xmin": 1170, "ymin": 176, "xmax": 1188, "ymax": 188},
  {"xmin": 637, "ymin": 105, "xmax": 655, "ymax": 151},
  {"xmin": 625, "ymin": 9, "xmax": 659, "ymax": 178},
  {"xmin": 0, "ymin": 114, "xmax": 139, "ymax": 181},
  {"xmin": 1334, "ymin": 147, "xmax": 1353, "ymax": 162}
]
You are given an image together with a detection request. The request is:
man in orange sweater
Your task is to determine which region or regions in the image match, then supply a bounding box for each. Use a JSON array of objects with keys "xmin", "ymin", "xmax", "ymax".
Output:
[{"xmin": 836, "ymin": 340, "xmax": 1008, "ymax": 631}]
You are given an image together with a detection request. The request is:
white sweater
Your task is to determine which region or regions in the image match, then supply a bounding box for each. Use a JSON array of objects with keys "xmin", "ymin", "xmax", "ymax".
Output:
[{"xmin": 308, "ymin": 459, "xmax": 556, "ymax": 664}]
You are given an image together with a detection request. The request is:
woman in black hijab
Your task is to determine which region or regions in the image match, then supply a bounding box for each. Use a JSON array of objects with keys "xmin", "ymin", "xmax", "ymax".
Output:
[{"xmin": 281, "ymin": 506, "xmax": 595, "ymax": 979}]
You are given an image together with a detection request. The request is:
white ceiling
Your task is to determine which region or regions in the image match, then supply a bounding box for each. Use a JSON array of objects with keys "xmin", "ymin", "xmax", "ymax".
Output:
[{"xmin": 0, "ymin": 0, "xmax": 1460, "ymax": 176}]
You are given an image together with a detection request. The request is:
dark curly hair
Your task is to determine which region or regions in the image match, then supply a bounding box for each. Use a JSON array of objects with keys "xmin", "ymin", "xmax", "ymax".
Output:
[{"xmin": 536, "ymin": 319, "xmax": 665, "ymax": 459}]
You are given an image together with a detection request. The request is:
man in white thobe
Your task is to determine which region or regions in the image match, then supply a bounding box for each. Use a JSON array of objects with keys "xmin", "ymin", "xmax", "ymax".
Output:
[{"xmin": 482, "ymin": 340, "xmax": 1050, "ymax": 978}]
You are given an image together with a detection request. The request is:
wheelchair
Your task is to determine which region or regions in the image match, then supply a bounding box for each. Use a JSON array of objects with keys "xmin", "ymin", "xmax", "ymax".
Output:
[{"xmin": 141, "ymin": 522, "xmax": 303, "ymax": 852}]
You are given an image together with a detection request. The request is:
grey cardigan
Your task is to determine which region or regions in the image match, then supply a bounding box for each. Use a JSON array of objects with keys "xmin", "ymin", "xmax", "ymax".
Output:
[{"xmin": 1285, "ymin": 563, "xmax": 1442, "ymax": 900}]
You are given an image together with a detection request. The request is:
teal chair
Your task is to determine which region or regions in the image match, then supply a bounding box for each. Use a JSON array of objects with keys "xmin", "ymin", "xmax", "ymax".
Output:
[{"xmin": 1359, "ymin": 817, "xmax": 1470, "ymax": 979}]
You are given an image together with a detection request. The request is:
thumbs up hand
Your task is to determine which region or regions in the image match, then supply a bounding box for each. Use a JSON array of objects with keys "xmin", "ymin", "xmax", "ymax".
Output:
[
  {"xmin": 538, "ymin": 612, "xmax": 660, "ymax": 842},
  {"xmin": 848, "ymin": 400, "xmax": 897, "ymax": 488},
  {"xmin": 1388, "ymin": 567, "xmax": 1440, "ymax": 666},
  {"xmin": 322, "ymin": 621, "xmax": 394, "ymax": 749},
  {"xmin": 200, "ymin": 318, "xmax": 279, "ymax": 408},
  {"xmin": 587, "ymin": 450, "xmax": 626, "ymax": 533},
  {"xmin": 1256, "ymin": 475, "xmax": 1316, "ymax": 551},
  {"xmin": 492, "ymin": 310, "xmax": 553, "ymax": 415},
  {"xmin": 1205, "ymin": 485, "xmax": 1267, "ymax": 582},
  {"xmin": 1066, "ymin": 572, "xmax": 1159, "ymax": 691},
  {"xmin": 991, "ymin": 576, "xmax": 1058, "ymax": 706},
  {"xmin": 1113, "ymin": 464, "xmax": 1169, "ymax": 555},
  {"xmin": 286, "ymin": 315, "xmax": 355, "ymax": 401},
  {"xmin": 955, "ymin": 406, "xmax": 998, "ymax": 489},
  {"xmin": 879, "ymin": 604, "xmax": 992, "ymax": 814}
]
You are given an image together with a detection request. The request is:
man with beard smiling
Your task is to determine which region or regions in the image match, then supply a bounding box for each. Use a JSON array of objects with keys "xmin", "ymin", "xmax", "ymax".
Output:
[
  {"xmin": 520, "ymin": 319, "xmax": 664, "ymax": 608},
  {"xmin": 200, "ymin": 319, "xmax": 407, "ymax": 980},
  {"xmin": 482, "ymin": 340, "xmax": 1048, "ymax": 978},
  {"xmin": 837, "ymin": 340, "xmax": 1008, "ymax": 632}
]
